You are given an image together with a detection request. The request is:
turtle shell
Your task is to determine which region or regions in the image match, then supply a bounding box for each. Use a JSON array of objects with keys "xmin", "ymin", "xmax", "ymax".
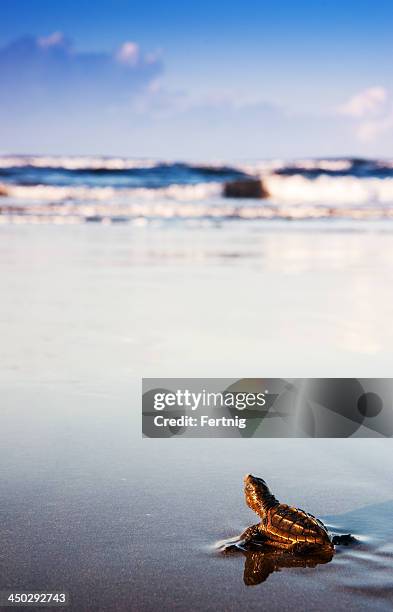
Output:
[{"xmin": 263, "ymin": 503, "xmax": 331, "ymax": 546}]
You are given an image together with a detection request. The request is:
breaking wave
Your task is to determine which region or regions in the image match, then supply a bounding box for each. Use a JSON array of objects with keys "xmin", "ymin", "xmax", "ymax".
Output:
[
  {"xmin": 1, "ymin": 182, "xmax": 223, "ymax": 202},
  {"xmin": 263, "ymin": 175, "xmax": 393, "ymax": 205},
  {"xmin": 2, "ymin": 155, "xmax": 393, "ymax": 223}
]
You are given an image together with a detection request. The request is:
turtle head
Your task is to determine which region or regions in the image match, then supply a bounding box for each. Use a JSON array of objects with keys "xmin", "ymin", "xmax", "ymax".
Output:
[{"xmin": 244, "ymin": 474, "xmax": 276, "ymax": 517}]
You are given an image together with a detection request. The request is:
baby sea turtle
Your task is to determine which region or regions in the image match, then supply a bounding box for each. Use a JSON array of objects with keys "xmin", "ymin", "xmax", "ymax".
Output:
[{"xmin": 235, "ymin": 474, "xmax": 354, "ymax": 554}]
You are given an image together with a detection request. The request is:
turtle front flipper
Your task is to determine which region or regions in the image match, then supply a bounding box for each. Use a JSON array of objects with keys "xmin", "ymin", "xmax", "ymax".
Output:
[
  {"xmin": 239, "ymin": 523, "xmax": 265, "ymax": 546},
  {"xmin": 222, "ymin": 524, "xmax": 267, "ymax": 553}
]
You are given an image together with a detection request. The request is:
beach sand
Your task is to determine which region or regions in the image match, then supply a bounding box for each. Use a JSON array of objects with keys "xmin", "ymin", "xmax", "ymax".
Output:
[{"xmin": 1, "ymin": 221, "xmax": 393, "ymax": 611}]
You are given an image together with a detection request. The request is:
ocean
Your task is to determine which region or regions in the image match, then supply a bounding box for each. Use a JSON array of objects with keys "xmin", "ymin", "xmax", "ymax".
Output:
[{"xmin": 2, "ymin": 155, "xmax": 393, "ymax": 223}]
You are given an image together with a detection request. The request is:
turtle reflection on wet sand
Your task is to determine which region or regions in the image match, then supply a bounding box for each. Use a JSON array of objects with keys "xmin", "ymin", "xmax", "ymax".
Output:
[
  {"xmin": 221, "ymin": 475, "xmax": 355, "ymax": 583},
  {"xmin": 241, "ymin": 547, "xmax": 333, "ymax": 585}
]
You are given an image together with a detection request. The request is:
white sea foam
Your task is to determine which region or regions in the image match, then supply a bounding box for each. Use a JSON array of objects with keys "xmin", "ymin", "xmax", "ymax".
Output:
[
  {"xmin": 0, "ymin": 156, "xmax": 160, "ymax": 170},
  {"xmin": 2, "ymin": 197, "xmax": 393, "ymax": 224},
  {"xmin": 1, "ymin": 182, "xmax": 222, "ymax": 202},
  {"xmin": 263, "ymin": 174, "xmax": 393, "ymax": 205},
  {"xmin": 3, "ymin": 174, "xmax": 393, "ymax": 207},
  {"xmin": 0, "ymin": 155, "xmax": 238, "ymax": 171},
  {"xmin": 235, "ymin": 158, "xmax": 355, "ymax": 175},
  {"xmin": 0, "ymin": 155, "xmax": 368, "ymax": 173}
]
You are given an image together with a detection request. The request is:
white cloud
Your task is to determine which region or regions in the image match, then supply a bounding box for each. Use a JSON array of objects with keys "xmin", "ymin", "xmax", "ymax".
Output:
[
  {"xmin": 38, "ymin": 32, "xmax": 68, "ymax": 49},
  {"xmin": 0, "ymin": 34, "xmax": 163, "ymax": 120},
  {"xmin": 116, "ymin": 42, "xmax": 140, "ymax": 66},
  {"xmin": 336, "ymin": 86, "xmax": 393, "ymax": 143},
  {"xmin": 338, "ymin": 86, "xmax": 387, "ymax": 118}
]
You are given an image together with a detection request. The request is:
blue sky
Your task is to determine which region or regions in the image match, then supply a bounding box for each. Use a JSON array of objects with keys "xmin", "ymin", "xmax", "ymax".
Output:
[{"xmin": 1, "ymin": 0, "xmax": 393, "ymax": 158}]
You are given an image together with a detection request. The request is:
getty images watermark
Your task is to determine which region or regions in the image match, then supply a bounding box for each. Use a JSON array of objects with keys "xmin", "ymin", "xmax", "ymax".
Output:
[
  {"xmin": 142, "ymin": 378, "xmax": 393, "ymax": 438},
  {"xmin": 152, "ymin": 388, "xmax": 267, "ymax": 430}
]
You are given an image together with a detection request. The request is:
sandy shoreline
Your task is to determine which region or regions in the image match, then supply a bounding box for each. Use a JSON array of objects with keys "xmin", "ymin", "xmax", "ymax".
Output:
[
  {"xmin": 1, "ymin": 222, "xmax": 393, "ymax": 610},
  {"xmin": 2, "ymin": 221, "xmax": 393, "ymax": 385}
]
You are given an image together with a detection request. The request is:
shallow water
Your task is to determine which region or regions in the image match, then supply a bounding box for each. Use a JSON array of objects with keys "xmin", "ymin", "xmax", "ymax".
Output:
[{"xmin": 1, "ymin": 222, "xmax": 392, "ymax": 611}]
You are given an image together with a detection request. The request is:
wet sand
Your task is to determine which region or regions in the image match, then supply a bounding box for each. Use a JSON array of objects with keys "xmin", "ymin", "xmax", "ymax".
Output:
[{"xmin": 1, "ymin": 221, "xmax": 393, "ymax": 611}]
